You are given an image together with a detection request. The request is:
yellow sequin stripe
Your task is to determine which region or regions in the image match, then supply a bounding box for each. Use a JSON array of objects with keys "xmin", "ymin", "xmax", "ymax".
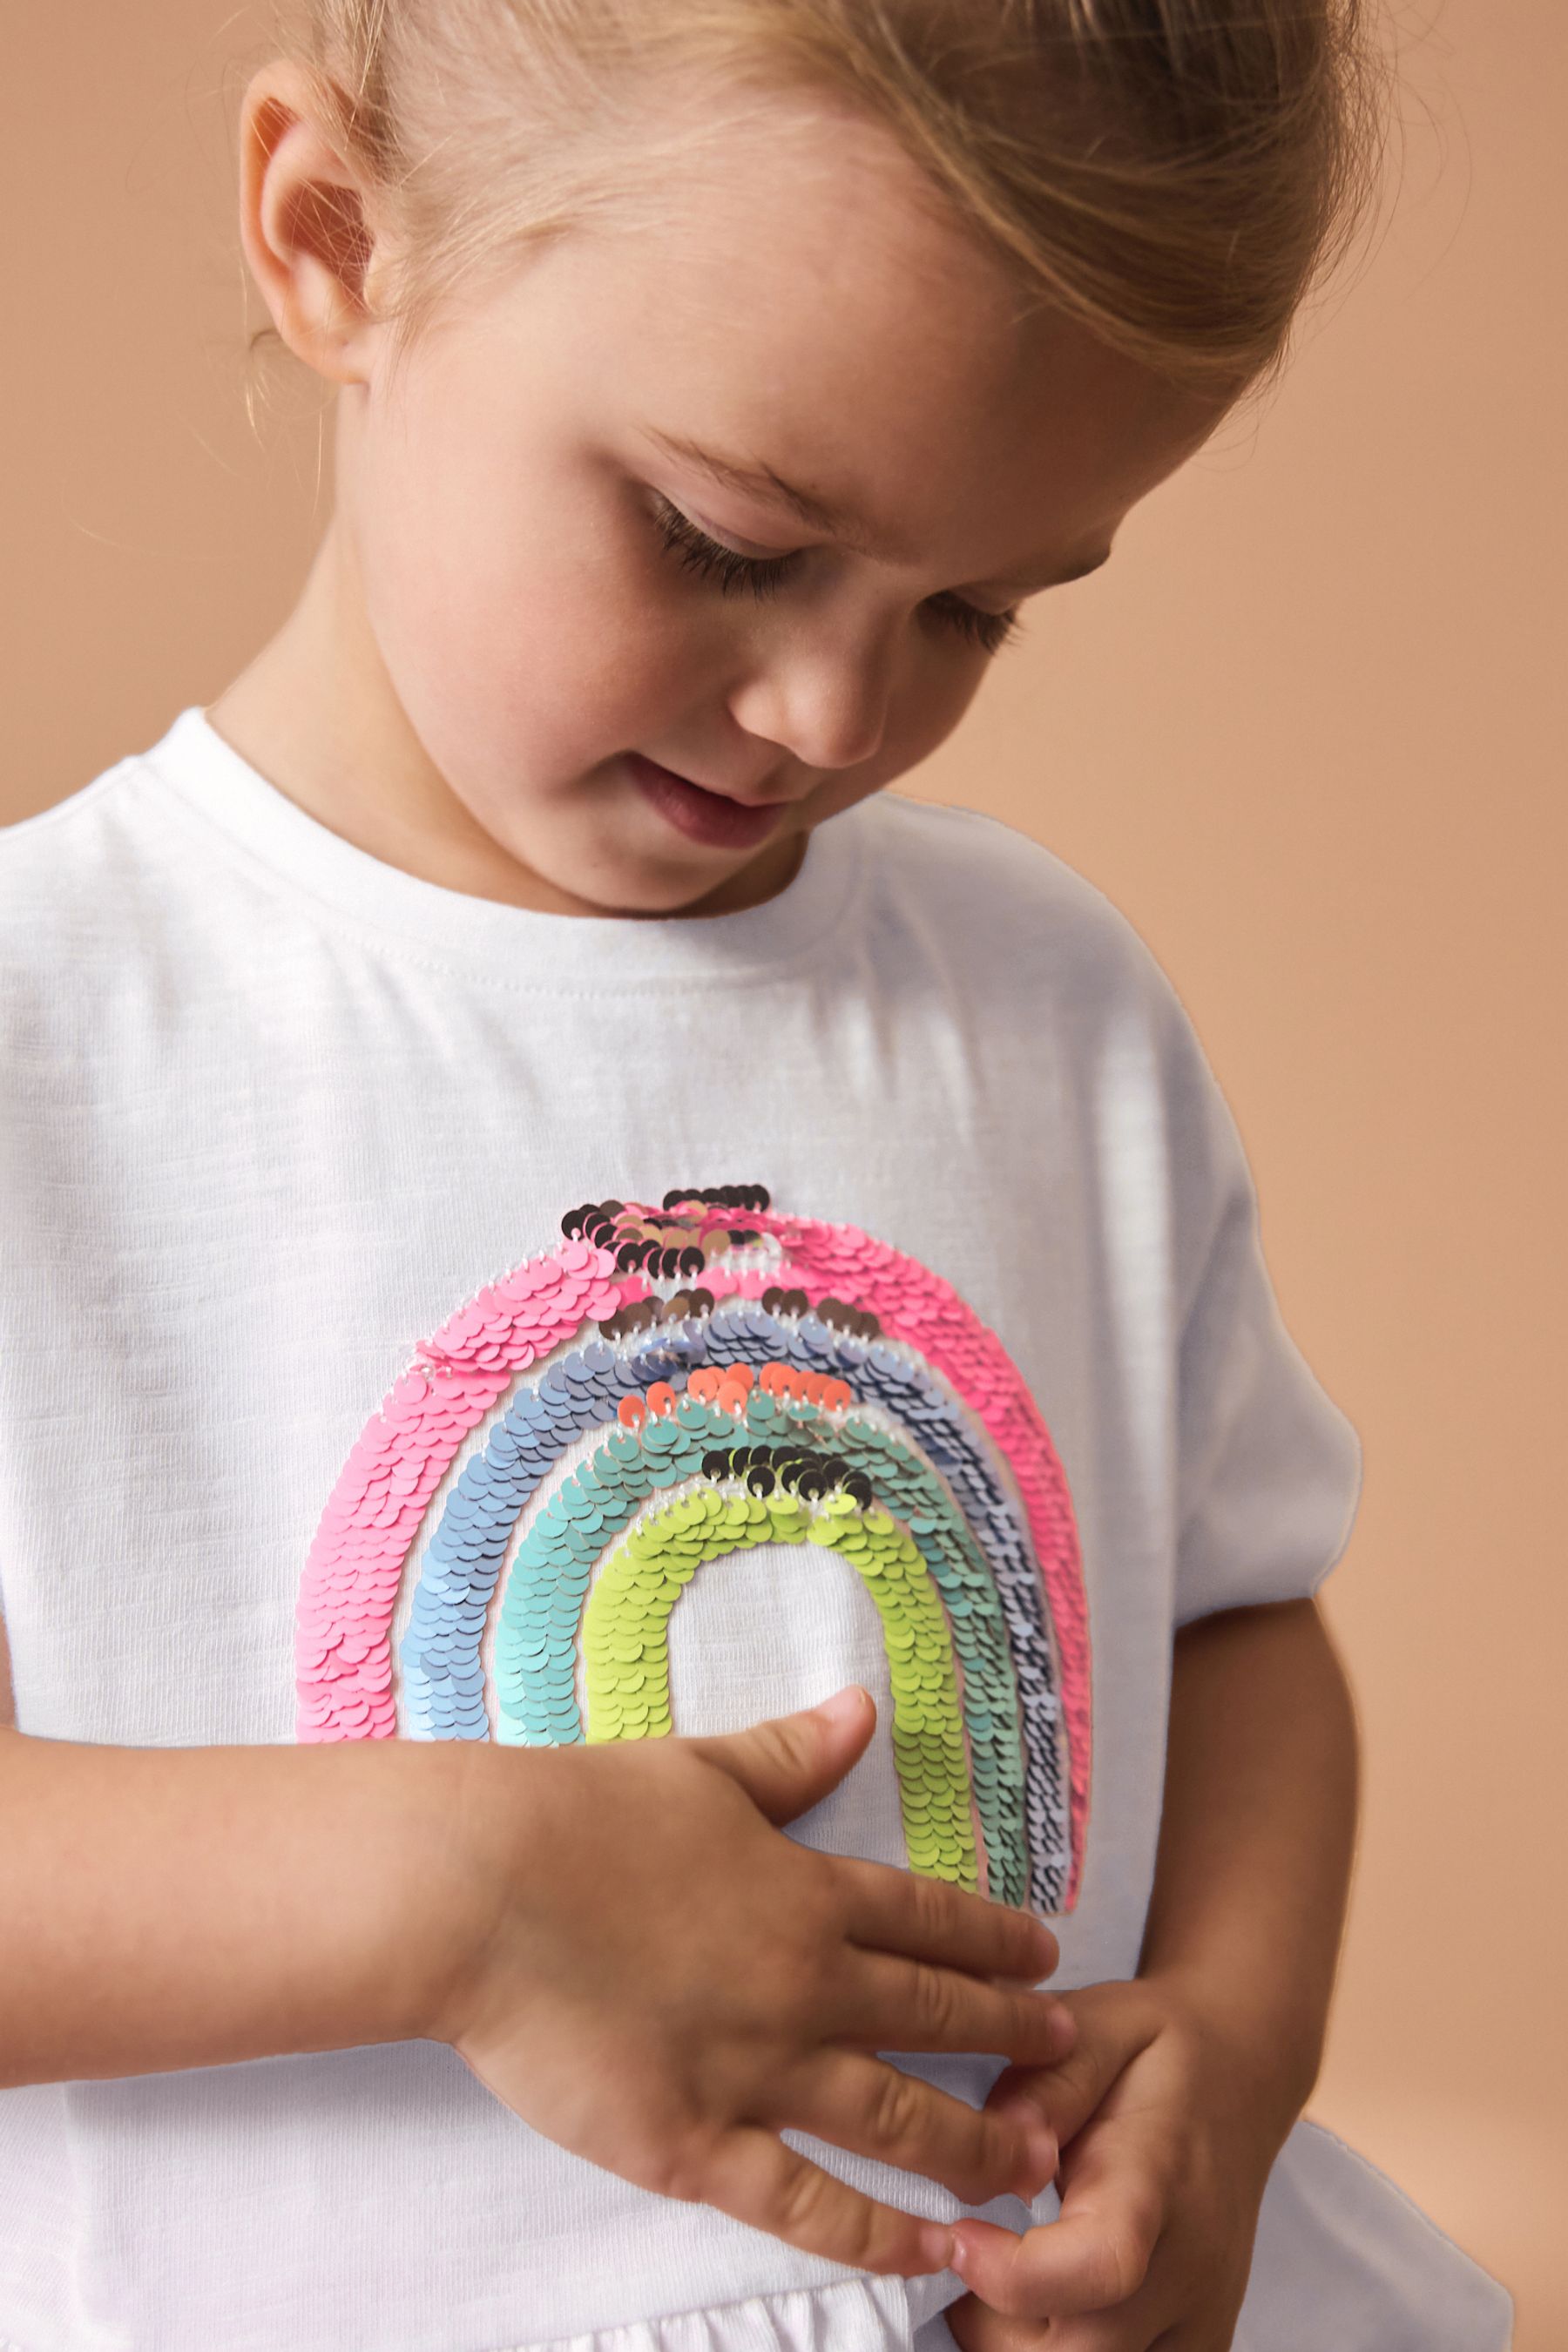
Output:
[{"xmin": 581, "ymin": 1484, "xmax": 978, "ymax": 1889}]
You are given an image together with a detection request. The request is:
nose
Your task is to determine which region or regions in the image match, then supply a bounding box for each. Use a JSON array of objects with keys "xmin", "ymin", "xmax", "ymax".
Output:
[{"xmin": 727, "ymin": 611, "xmax": 898, "ymax": 778}]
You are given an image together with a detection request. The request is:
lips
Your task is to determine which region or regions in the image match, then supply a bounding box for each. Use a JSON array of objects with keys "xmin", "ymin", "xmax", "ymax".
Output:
[{"xmin": 624, "ymin": 753, "xmax": 790, "ymax": 853}]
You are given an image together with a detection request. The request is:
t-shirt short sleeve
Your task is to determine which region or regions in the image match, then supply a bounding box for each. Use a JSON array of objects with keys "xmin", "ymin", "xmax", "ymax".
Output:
[{"xmin": 1160, "ymin": 991, "xmax": 1362, "ymax": 1627}]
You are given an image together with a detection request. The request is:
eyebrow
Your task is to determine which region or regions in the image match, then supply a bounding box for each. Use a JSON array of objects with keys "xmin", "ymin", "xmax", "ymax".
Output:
[
  {"xmin": 639, "ymin": 425, "xmax": 1112, "ymax": 596},
  {"xmin": 643, "ymin": 426, "xmax": 881, "ymax": 551}
]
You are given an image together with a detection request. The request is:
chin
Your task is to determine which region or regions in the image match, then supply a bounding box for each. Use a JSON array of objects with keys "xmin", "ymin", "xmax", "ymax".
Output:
[
  {"xmin": 582, "ymin": 815, "xmax": 794, "ymax": 916},
  {"xmin": 503, "ymin": 829, "xmax": 748, "ymax": 919},
  {"xmin": 583, "ymin": 862, "xmax": 754, "ymax": 919}
]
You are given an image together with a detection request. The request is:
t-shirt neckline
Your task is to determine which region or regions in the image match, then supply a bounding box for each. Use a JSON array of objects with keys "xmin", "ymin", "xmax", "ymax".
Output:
[{"xmin": 143, "ymin": 706, "xmax": 868, "ymax": 988}]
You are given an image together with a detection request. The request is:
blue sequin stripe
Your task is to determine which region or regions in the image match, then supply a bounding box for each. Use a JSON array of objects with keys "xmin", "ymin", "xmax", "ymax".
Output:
[
  {"xmin": 398, "ymin": 1332, "xmax": 700, "ymax": 1740},
  {"xmin": 490, "ymin": 1385, "xmax": 1029, "ymax": 1908}
]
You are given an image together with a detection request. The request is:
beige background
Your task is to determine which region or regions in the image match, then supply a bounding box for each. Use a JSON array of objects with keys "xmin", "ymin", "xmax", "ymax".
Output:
[{"xmin": 3, "ymin": 0, "xmax": 1563, "ymax": 2340}]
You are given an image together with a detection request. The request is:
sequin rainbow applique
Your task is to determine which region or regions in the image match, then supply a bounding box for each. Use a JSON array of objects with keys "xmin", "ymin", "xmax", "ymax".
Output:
[{"xmin": 294, "ymin": 1187, "xmax": 1091, "ymax": 1912}]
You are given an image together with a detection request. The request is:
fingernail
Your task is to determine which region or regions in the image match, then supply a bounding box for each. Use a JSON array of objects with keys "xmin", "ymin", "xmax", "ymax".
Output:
[
  {"xmin": 813, "ymin": 1686, "xmax": 868, "ymax": 1722},
  {"xmin": 916, "ymin": 2222, "xmax": 956, "ymax": 2271}
]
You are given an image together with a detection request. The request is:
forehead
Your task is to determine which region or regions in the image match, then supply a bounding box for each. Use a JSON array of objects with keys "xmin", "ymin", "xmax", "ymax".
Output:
[{"xmin": 486, "ymin": 84, "xmax": 1226, "ymax": 564}]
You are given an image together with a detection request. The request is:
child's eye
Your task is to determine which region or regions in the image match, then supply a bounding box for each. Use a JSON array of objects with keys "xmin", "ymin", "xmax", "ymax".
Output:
[{"xmin": 649, "ymin": 494, "xmax": 1023, "ymax": 657}]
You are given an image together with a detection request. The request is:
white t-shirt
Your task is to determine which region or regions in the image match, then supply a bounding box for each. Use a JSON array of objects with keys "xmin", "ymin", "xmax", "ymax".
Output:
[{"xmin": 0, "ymin": 709, "xmax": 1511, "ymax": 2352}]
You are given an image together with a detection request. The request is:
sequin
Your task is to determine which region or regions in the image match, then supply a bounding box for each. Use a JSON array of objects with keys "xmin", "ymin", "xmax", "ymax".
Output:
[{"xmin": 295, "ymin": 1187, "xmax": 1088, "ymax": 1912}]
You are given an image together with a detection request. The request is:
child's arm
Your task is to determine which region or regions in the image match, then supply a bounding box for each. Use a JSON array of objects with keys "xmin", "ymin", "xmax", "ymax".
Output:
[
  {"xmin": 944, "ymin": 1595, "xmax": 1359, "ymax": 2349},
  {"xmin": 0, "ymin": 1687, "xmax": 1074, "ymax": 2280}
]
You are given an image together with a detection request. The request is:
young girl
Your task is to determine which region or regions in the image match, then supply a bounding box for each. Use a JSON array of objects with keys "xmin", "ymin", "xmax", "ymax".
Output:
[{"xmin": 0, "ymin": 3, "xmax": 1513, "ymax": 2349}]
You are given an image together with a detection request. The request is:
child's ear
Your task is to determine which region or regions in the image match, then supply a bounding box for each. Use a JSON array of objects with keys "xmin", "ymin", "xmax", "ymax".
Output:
[{"xmin": 238, "ymin": 60, "xmax": 386, "ymax": 386}]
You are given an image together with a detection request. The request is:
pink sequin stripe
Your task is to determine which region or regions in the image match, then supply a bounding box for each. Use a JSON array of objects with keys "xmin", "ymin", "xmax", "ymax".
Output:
[
  {"xmin": 749, "ymin": 1213, "xmax": 1092, "ymax": 1906},
  {"xmin": 294, "ymin": 1239, "xmax": 625, "ymax": 1741}
]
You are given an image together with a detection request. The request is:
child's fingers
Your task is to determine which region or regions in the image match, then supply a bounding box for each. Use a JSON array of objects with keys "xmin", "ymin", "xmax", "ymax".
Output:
[
  {"xmin": 983, "ymin": 1990, "xmax": 1161, "ymax": 2150},
  {"xmin": 794, "ymin": 2050, "xmax": 1058, "ymax": 2206},
  {"xmin": 983, "ymin": 2042, "xmax": 1125, "ymax": 2155},
  {"xmin": 835, "ymin": 1854, "xmax": 1061, "ymax": 1984},
  {"xmin": 956, "ymin": 2283, "xmax": 1181, "ymax": 2352},
  {"xmin": 950, "ymin": 2127, "xmax": 1166, "ymax": 2317},
  {"xmin": 943, "ymin": 2291, "xmax": 1054, "ymax": 2352},
  {"xmin": 692, "ymin": 2122, "xmax": 956, "ymax": 2278},
  {"xmin": 687, "ymin": 1687, "xmax": 877, "ymax": 1828},
  {"xmin": 837, "ymin": 1947, "xmax": 1078, "ymax": 2067},
  {"xmin": 948, "ymin": 2292, "xmax": 1186, "ymax": 2352},
  {"xmin": 958, "ymin": 2280, "xmax": 1189, "ymax": 2352}
]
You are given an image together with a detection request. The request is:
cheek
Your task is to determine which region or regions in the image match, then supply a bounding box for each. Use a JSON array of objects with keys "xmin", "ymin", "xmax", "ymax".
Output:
[
  {"xmin": 870, "ymin": 640, "xmax": 986, "ymax": 787},
  {"xmin": 348, "ymin": 394, "xmax": 694, "ymax": 787}
]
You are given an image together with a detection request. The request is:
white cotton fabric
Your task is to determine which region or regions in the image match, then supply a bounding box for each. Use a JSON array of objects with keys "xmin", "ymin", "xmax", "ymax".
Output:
[{"xmin": 0, "ymin": 709, "xmax": 1511, "ymax": 2351}]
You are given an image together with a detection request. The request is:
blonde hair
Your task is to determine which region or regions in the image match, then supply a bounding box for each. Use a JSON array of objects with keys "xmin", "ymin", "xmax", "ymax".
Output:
[{"xmin": 274, "ymin": 0, "xmax": 1389, "ymax": 400}]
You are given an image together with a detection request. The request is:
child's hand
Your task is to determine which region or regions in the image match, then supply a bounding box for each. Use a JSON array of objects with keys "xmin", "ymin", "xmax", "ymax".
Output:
[
  {"xmin": 942, "ymin": 1977, "xmax": 1288, "ymax": 2351},
  {"xmin": 424, "ymin": 1686, "xmax": 1075, "ymax": 2279}
]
